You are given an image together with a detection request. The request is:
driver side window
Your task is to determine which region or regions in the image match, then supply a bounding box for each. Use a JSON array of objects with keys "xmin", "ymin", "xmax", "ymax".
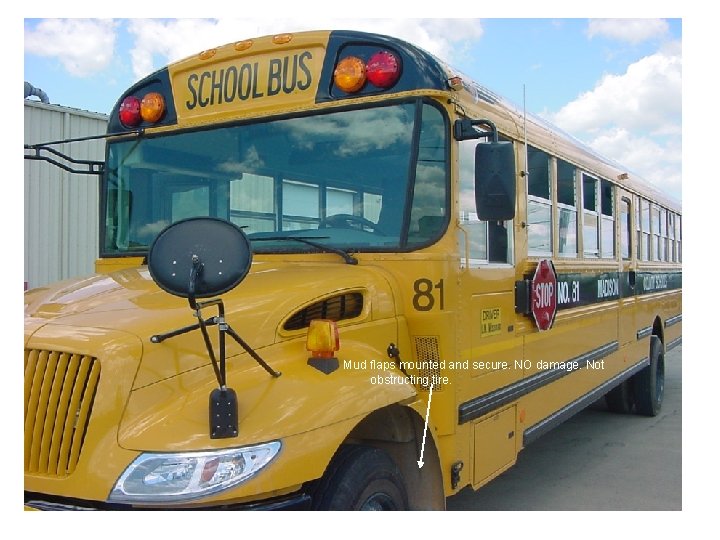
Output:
[{"xmin": 406, "ymin": 103, "xmax": 449, "ymax": 247}]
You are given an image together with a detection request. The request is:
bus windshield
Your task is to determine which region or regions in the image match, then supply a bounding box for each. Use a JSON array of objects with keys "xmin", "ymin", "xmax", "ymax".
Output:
[{"xmin": 103, "ymin": 100, "xmax": 448, "ymax": 256}]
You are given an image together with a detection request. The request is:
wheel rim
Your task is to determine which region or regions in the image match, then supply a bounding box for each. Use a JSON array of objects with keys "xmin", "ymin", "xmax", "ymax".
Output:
[
  {"xmin": 360, "ymin": 492, "xmax": 399, "ymax": 510},
  {"xmin": 656, "ymin": 354, "xmax": 665, "ymax": 406}
]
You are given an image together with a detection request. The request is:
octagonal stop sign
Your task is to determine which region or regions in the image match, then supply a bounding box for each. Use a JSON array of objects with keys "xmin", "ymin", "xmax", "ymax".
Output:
[{"xmin": 531, "ymin": 259, "xmax": 557, "ymax": 331}]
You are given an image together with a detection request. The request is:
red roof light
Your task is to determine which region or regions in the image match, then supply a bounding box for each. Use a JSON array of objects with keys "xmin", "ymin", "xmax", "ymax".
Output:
[
  {"xmin": 366, "ymin": 50, "xmax": 401, "ymax": 89},
  {"xmin": 119, "ymin": 96, "xmax": 142, "ymax": 128}
]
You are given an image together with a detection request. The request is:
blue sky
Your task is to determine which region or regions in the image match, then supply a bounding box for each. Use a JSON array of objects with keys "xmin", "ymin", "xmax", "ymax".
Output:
[{"xmin": 23, "ymin": 16, "xmax": 683, "ymax": 204}]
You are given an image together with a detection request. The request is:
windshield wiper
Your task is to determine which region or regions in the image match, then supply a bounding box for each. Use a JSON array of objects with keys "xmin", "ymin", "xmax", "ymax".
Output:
[{"xmin": 251, "ymin": 236, "xmax": 358, "ymax": 265}]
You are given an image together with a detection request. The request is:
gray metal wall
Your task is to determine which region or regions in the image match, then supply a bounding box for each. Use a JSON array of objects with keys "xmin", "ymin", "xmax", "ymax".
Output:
[{"xmin": 24, "ymin": 101, "xmax": 108, "ymax": 290}]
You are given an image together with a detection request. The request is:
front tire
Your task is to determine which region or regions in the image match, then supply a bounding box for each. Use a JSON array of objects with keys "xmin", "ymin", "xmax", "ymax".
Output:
[
  {"xmin": 633, "ymin": 335, "xmax": 665, "ymax": 416},
  {"xmin": 312, "ymin": 445, "xmax": 409, "ymax": 510}
]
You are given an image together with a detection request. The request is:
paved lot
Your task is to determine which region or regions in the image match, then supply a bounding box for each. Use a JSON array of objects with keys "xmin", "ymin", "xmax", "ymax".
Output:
[{"xmin": 447, "ymin": 345, "xmax": 682, "ymax": 511}]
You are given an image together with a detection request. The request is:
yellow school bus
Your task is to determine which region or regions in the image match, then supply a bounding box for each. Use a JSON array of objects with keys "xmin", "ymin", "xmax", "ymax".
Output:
[{"xmin": 24, "ymin": 29, "xmax": 681, "ymax": 510}]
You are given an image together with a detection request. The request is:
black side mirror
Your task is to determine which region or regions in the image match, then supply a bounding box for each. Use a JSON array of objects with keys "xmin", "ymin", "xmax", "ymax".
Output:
[
  {"xmin": 475, "ymin": 141, "xmax": 516, "ymax": 221},
  {"xmin": 148, "ymin": 216, "xmax": 252, "ymax": 300}
]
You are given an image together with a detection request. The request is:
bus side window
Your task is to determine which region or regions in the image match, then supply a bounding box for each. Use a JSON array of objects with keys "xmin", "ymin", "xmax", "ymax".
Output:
[
  {"xmin": 639, "ymin": 198, "xmax": 650, "ymax": 261},
  {"xmin": 651, "ymin": 205, "xmax": 662, "ymax": 261},
  {"xmin": 658, "ymin": 207, "xmax": 668, "ymax": 261},
  {"xmin": 668, "ymin": 211, "xmax": 679, "ymax": 262},
  {"xmin": 676, "ymin": 214, "xmax": 682, "ymax": 262},
  {"xmin": 582, "ymin": 173, "xmax": 599, "ymax": 258},
  {"xmin": 458, "ymin": 137, "xmax": 513, "ymax": 265},
  {"xmin": 557, "ymin": 159, "xmax": 578, "ymax": 257},
  {"xmin": 527, "ymin": 146, "xmax": 552, "ymax": 256},
  {"xmin": 487, "ymin": 220, "xmax": 509, "ymax": 263},
  {"xmin": 620, "ymin": 197, "xmax": 631, "ymax": 260},
  {"xmin": 600, "ymin": 180, "xmax": 615, "ymax": 259}
]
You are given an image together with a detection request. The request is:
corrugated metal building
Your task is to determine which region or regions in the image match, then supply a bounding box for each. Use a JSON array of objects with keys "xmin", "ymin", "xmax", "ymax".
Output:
[{"xmin": 24, "ymin": 100, "xmax": 108, "ymax": 290}]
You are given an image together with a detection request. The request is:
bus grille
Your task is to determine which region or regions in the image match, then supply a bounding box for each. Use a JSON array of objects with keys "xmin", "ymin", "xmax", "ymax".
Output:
[
  {"xmin": 24, "ymin": 349, "xmax": 100, "ymax": 477},
  {"xmin": 414, "ymin": 336, "xmax": 443, "ymax": 391}
]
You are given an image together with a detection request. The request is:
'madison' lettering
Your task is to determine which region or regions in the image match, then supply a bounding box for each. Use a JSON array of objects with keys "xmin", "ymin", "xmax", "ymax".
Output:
[
  {"xmin": 597, "ymin": 277, "xmax": 619, "ymax": 299},
  {"xmin": 185, "ymin": 51, "xmax": 313, "ymax": 110}
]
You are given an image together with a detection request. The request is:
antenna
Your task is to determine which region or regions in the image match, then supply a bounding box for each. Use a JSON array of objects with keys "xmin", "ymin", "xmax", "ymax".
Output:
[{"xmin": 523, "ymin": 84, "xmax": 529, "ymax": 179}]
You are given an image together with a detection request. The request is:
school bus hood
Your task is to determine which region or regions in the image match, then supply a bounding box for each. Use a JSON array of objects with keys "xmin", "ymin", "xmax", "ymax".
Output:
[
  {"xmin": 24, "ymin": 261, "xmax": 414, "ymax": 454},
  {"xmin": 24, "ymin": 261, "xmax": 400, "ymax": 388}
]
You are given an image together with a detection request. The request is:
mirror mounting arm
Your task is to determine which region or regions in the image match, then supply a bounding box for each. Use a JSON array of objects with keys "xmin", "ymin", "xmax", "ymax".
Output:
[
  {"xmin": 188, "ymin": 254, "xmax": 202, "ymax": 310},
  {"xmin": 224, "ymin": 325, "xmax": 282, "ymax": 378},
  {"xmin": 186, "ymin": 255, "xmax": 228, "ymax": 387},
  {"xmin": 195, "ymin": 302, "xmax": 226, "ymax": 388},
  {"xmin": 146, "ymin": 217, "xmax": 282, "ymax": 438},
  {"xmin": 453, "ymin": 118, "xmax": 500, "ymax": 142},
  {"xmin": 151, "ymin": 299, "xmax": 282, "ymax": 380}
]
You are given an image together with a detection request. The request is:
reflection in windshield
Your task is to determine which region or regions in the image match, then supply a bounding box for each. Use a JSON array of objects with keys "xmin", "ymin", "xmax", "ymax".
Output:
[{"xmin": 104, "ymin": 101, "xmax": 448, "ymax": 256}]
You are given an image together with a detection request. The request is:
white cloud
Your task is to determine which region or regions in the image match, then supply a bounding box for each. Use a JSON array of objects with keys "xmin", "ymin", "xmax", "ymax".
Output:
[
  {"xmin": 548, "ymin": 41, "xmax": 682, "ymax": 202},
  {"xmin": 551, "ymin": 42, "xmax": 681, "ymax": 135},
  {"xmin": 126, "ymin": 18, "xmax": 483, "ymax": 80},
  {"xmin": 587, "ymin": 19, "xmax": 669, "ymax": 44},
  {"xmin": 24, "ymin": 19, "xmax": 118, "ymax": 77},
  {"xmin": 127, "ymin": 19, "xmax": 242, "ymax": 80},
  {"xmin": 590, "ymin": 128, "xmax": 681, "ymax": 191}
]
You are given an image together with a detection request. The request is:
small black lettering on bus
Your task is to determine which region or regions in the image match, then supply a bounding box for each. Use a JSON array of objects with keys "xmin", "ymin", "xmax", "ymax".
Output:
[
  {"xmin": 251, "ymin": 62, "xmax": 264, "ymax": 99},
  {"xmin": 198, "ymin": 71, "xmax": 212, "ymax": 107},
  {"xmin": 223, "ymin": 66, "xmax": 238, "ymax": 102},
  {"xmin": 267, "ymin": 58, "xmax": 283, "ymax": 96},
  {"xmin": 297, "ymin": 51, "xmax": 313, "ymax": 90},
  {"xmin": 186, "ymin": 74, "xmax": 199, "ymax": 109}
]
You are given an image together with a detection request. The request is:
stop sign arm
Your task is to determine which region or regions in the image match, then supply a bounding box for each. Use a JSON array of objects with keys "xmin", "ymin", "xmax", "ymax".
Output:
[{"xmin": 515, "ymin": 279, "xmax": 532, "ymax": 315}]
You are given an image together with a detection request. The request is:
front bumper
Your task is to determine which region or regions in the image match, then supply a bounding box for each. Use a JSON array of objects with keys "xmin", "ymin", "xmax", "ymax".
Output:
[{"xmin": 24, "ymin": 490, "xmax": 313, "ymax": 511}]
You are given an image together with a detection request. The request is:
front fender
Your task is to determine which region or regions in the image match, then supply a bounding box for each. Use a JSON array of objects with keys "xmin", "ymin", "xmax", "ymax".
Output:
[
  {"xmin": 118, "ymin": 320, "xmax": 417, "ymax": 451},
  {"xmin": 116, "ymin": 324, "xmax": 418, "ymax": 503}
]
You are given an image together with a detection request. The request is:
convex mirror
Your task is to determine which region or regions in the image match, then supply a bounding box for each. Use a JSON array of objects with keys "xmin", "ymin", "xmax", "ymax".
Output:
[{"xmin": 148, "ymin": 217, "xmax": 252, "ymax": 298}]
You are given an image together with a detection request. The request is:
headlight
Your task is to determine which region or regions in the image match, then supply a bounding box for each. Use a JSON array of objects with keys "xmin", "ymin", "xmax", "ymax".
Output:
[{"xmin": 108, "ymin": 441, "xmax": 281, "ymax": 504}]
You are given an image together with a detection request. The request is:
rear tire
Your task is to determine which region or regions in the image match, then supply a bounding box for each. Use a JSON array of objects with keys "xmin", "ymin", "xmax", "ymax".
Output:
[
  {"xmin": 312, "ymin": 444, "xmax": 409, "ymax": 510},
  {"xmin": 633, "ymin": 335, "xmax": 665, "ymax": 416}
]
